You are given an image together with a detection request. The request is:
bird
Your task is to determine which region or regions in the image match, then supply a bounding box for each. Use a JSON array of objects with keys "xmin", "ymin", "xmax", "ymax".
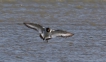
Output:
[{"xmin": 23, "ymin": 23, "xmax": 74, "ymax": 42}]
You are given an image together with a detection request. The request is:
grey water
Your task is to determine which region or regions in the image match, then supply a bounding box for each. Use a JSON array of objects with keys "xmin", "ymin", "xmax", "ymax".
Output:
[{"xmin": 0, "ymin": 0, "xmax": 106, "ymax": 62}]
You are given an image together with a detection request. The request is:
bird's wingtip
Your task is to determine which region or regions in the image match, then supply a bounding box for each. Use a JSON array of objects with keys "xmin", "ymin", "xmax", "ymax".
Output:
[
  {"xmin": 23, "ymin": 22, "xmax": 32, "ymax": 26},
  {"xmin": 70, "ymin": 33, "xmax": 74, "ymax": 36},
  {"xmin": 67, "ymin": 33, "xmax": 74, "ymax": 37},
  {"xmin": 23, "ymin": 22, "xmax": 29, "ymax": 26},
  {"xmin": 23, "ymin": 22, "xmax": 30, "ymax": 24},
  {"xmin": 23, "ymin": 22, "xmax": 28, "ymax": 25}
]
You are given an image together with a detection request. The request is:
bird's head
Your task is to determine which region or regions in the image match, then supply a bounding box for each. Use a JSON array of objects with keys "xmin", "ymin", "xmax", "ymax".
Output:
[{"xmin": 46, "ymin": 27, "xmax": 50, "ymax": 32}]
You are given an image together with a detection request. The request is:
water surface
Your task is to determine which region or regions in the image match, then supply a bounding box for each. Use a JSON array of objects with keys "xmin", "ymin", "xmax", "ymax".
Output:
[{"xmin": 0, "ymin": 0, "xmax": 106, "ymax": 62}]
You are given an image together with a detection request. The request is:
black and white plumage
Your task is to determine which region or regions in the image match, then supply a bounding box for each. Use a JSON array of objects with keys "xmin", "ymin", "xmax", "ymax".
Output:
[{"xmin": 24, "ymin": 23, "xmax": 74, "ymax": 42}]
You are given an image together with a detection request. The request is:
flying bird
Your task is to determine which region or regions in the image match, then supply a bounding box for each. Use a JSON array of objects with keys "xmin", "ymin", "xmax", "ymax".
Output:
[{"xmin": 24, "ymin": 23, "xmax": 74, "ymax": 42}]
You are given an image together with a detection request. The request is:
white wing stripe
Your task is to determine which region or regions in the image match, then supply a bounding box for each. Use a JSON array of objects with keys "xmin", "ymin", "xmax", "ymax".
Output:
[{"xmin": 26, "ymin": 24, "xmax": 36, "ymax": 28}]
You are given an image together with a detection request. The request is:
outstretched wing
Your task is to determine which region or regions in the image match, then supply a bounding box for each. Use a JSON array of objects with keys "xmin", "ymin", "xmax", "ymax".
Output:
[
  {"xmin": 51, "ymin": 30, "xmax": 74, "ymax": 38},
  {"xmin": 24, "ymin": 23, "xmax": 45, "ymax": 34}
]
